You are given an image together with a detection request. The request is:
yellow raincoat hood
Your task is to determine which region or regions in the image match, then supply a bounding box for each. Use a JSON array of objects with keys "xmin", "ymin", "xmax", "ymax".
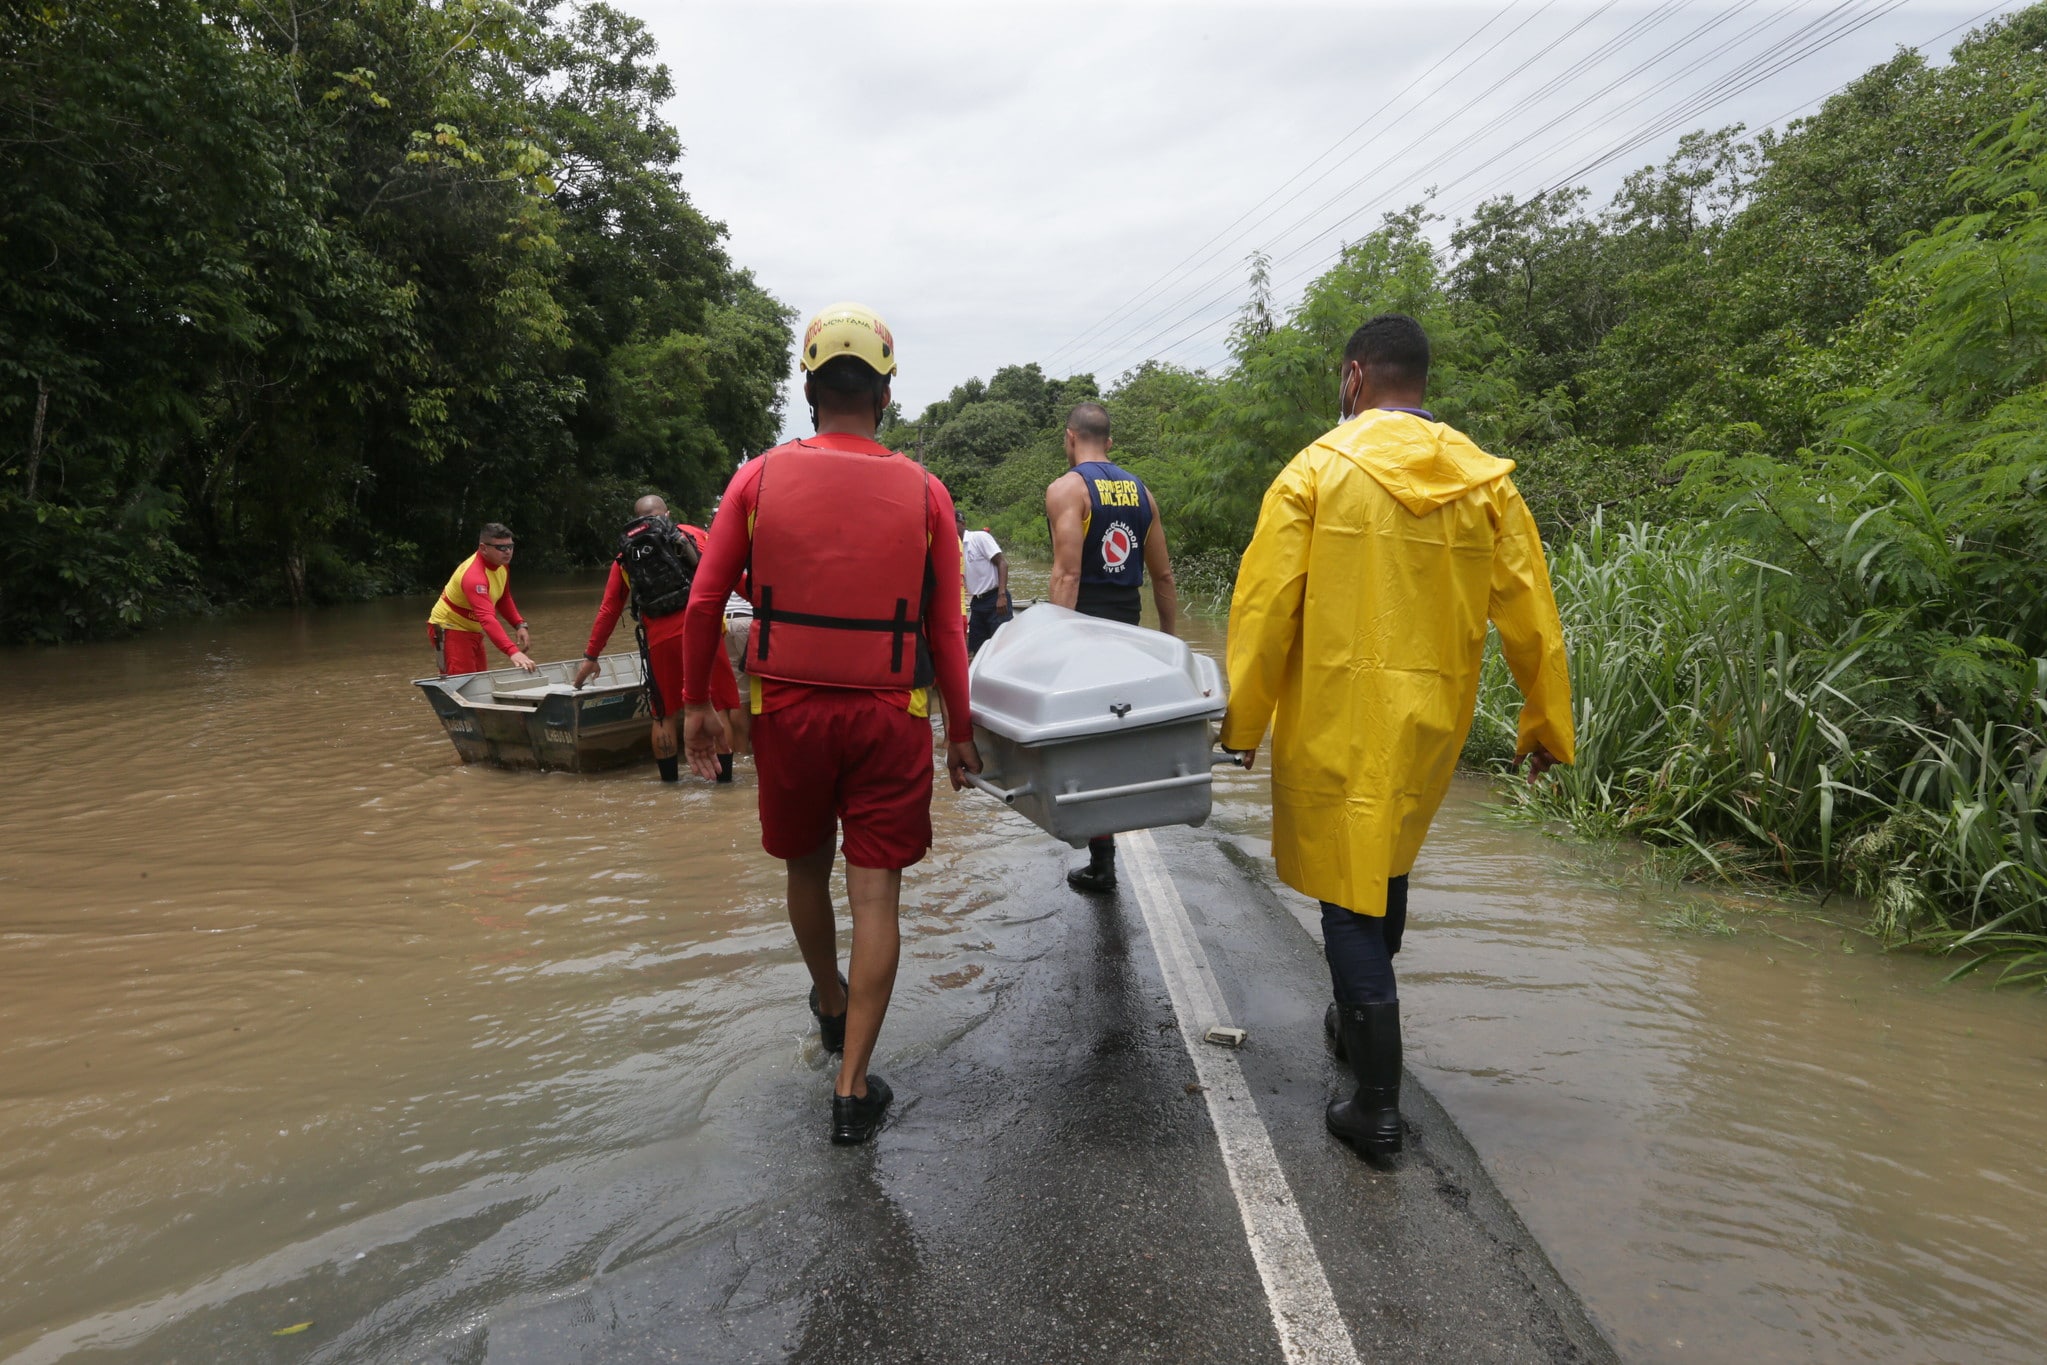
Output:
[
  {"xmin": 1331, "ymin": 410, "xmax": 1516, "ymax": 514},
  {"xmin": 1220, "ymin": 410, "xmax": 1574, "ymax": 915}
]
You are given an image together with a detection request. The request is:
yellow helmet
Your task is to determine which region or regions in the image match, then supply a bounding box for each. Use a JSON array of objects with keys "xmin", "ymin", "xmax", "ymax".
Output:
[{"xmin": 800, "ymin": 302, "xmax": 897, "ymax": 377}]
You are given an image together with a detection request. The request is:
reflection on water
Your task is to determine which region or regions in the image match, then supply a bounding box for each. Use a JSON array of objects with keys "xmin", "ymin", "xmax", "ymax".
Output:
[
  {"xmin": 2, "ymin": 583, "xmax": 2043, "ymax": 1362},
  {"xmin": 0, "ymin": 580, "xmax": 1027, "ymax": 1362}
]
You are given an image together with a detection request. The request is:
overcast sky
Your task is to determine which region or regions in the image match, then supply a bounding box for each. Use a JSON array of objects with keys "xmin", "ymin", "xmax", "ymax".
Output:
[{"xmin": 638, "ymin": 0, "xmax": 2020, "ymax": 436}]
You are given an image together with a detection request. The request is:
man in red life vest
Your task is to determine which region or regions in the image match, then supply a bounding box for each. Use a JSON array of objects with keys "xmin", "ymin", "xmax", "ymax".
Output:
[
  {"xmin": 573, "ymin": 494, "xmax": 743, "ymax": 783},
  {"xmin": 681, "ymin": 303, "xmax": 980, "ymax": 1146},
  {"xmin": 426, "ymin": 522, "xmax": 536, "ymax": 675}
]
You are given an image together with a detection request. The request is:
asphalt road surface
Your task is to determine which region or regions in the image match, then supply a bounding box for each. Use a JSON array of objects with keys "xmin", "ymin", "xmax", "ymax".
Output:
[{"xmin": 477, "ymin": 823, "xmax": 1615, "ymax": 1365}]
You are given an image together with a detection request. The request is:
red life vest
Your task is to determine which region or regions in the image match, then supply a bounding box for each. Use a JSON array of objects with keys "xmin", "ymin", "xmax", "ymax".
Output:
[{"xmin": 745, "ymin": 436, "xmax": 935, "ymax": 689}]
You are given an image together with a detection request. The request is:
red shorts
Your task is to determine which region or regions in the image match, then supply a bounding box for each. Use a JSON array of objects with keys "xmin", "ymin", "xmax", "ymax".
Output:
[
  {"xmin": 432, "ymin": 625, "xmax": 489, "ymax": 676},
  {"xmin": 644, "ymin": 632, "xmax": 740, "ymax": 716},
  {"xmin": 751, "ymin": 689, "xmax": 936, "ymax": 869}
]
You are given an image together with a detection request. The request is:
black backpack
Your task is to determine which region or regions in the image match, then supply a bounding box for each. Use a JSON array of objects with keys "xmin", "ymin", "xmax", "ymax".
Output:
[{"xmin": 617, "ymin": 514, "xmax": 698, "ymax": 620}]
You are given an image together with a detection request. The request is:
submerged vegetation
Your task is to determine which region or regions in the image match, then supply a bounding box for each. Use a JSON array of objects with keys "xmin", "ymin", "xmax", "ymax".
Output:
[
  {"xmin": 2, "ymin": 0, "xmax": 792, "ymax": 639},
  {"xmin": 911, "ymin": 11, "xmax": 2047, "ymax": 975},
  {"xmin": 1465, "ymin": 520, "xmax": 2046, "ymax": 982}
]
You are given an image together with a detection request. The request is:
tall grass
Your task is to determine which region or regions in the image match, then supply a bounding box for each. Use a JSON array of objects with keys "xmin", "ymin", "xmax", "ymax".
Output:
[{"xmin": 1468, "ymin": 518, "xmax": 2047, "ymax": 979}]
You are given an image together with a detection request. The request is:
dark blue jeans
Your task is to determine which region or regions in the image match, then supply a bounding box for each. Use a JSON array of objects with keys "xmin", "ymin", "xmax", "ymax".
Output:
[
  {"xmin": 967, "ymin": 589, "xmax": 1012, "ymax": 656},
  {"xmin": 1321, "ymin": 875, "xmax": 1409, "ymax": 1005}
]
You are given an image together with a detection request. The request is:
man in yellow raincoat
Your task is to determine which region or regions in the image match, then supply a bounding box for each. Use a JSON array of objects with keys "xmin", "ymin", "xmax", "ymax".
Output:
[{"xmin": 1219, "ymin": 314, "xmax": 1574, "ymax": 1162}]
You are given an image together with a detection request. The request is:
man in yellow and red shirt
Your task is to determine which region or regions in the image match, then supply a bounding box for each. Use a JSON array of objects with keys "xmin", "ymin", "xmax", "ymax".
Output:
[
  {"xmin": 426, "ymin": 522, "xmax": 535, "ymax": 675},
  {"xmin": 681, "ymin": 303, "xmax": 979, "ymax": 1146}
]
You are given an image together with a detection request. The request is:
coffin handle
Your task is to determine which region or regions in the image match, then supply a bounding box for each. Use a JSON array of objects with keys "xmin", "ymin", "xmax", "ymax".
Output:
[
  {"xmin": 1051, "ymin": 769, "xmax": 1212, "ymax": 806},
  {"xmin": 963, "ymin": 771, "xmax": 1035, "ymax": 804}
]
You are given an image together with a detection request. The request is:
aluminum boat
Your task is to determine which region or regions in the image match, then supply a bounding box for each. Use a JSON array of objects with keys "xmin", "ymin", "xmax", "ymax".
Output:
[{"xmin": 413, "ymin": 653, "xmax": 652, "ymax": 771}]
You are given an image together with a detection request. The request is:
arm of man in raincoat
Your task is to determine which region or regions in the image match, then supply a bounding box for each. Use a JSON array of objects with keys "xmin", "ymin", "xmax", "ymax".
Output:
[
  {"xmin": 1218, "ymin": 455, "xmax": 1316, "ymax": 765},
  {"xmin": 1487, "ymin": 483, "xmax": 1576, "ymax": 776}
]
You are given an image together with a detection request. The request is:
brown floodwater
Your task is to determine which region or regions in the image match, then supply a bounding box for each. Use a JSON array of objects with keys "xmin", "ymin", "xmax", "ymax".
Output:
[
  {"xmin": 1205, "ymin": 737, "xmax": 2047, "ymax": 1362},
  {"xmin": 2, "ymin": 577, "xmax": 2043, "ymax": 1362}
]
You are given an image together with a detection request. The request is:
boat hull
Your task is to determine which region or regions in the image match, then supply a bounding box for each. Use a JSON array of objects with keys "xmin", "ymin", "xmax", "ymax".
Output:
[{"xmin": 413, "ymin": 654, "xmax": 655, "ymax": 772}]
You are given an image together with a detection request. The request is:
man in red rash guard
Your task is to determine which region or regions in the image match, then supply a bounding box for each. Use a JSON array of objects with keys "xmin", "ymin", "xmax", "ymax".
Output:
[
  {"xmin": 573, "ymin": 494, "xmax": 743, "ymax": 783},
  {"xmin": 426, "ymin": 522, "xmax": 536, "ymax": 675},
  {"xmin": 682, "ymin": 302, "xmax": 980, "ymax": 1146},
  {"xmin": 681, "ymin": 520, "xmax": 752, "ymax": 766}
]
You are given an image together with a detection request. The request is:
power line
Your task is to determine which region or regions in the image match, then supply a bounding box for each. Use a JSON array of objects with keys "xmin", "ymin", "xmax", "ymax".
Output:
[
  {"xmin": 1074, "ymin": 0, "xmax": 1794, "ymax": 375},
  {"xmin": 1402, "ymin": 0, "xmax": 1777, "ymax": 222},
  {"xmin": 1711, "ymin": 0, "xmax": 2024, "ymax": 139},
  {"xmin": 1122, "ymin": 0, "xmax": 1933, "ymax": 375},
  {"xmin": 1216, "ymin": 0, "xmax": 1914, "ymax": 360},
  {"xmin": 1405, "ymin": 0, "xmax": 1890, "ymax": 229},
  {"xmin": 1422, "ymin": 0, "xmax": 2008, "ymax": 234},
  {"xmin": 1038, "ymin": 0, "xmax": 1545, "ymax": 373},
  {"xmin": 1521, "ymin": 0, "xmax": 1913, "ymax": 200},
  {"xmin": 1067, "ymin": 0, "xmax": 1649, "ymax": 376}
]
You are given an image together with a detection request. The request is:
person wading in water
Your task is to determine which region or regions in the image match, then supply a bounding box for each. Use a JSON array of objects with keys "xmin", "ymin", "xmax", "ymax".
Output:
[
  {"xmin": 680, "ymin": 303, "xmax": 980, "ymax": 1145},
  {"xmin": 574, "ymin": 494, "xmax": 742, "ymax": 783},
  {"xmin": 956, "ymin": 507, "xmax": 1012, "ymax": 656},
  {"xmin": 1044, "ymin": 401, "xmax": 1180, "ymax": 893},
  {"xmin": 1218, "ymin": 313, "xmax": 1575, "ymax": 1163},
  {"xmin": 426, "ymin": 523, "xmax": 535, "ymax": 675}
]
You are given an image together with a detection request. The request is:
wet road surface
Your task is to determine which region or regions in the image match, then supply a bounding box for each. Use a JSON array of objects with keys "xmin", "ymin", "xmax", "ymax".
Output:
[{"xmin": 473, "ymin": 825, "xmax": 1607, "ymax": 1365}]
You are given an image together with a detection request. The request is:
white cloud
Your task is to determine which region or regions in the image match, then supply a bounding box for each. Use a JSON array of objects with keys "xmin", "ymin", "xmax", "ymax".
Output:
[{"xmin": 636, "ymin": 0, "xmax": 2014, "ymax": 435}]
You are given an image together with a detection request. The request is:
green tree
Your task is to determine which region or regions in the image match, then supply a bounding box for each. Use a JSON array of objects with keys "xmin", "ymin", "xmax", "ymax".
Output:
[{"xmin": 0, "ymin": 0, "xmax": 790, "ymax": 639}]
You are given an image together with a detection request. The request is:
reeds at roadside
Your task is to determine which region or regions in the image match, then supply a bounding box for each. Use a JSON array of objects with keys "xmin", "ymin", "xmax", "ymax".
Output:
[{"xmin": 1466, "ymin": 518, "xmax": 2047, "ymax": 983}]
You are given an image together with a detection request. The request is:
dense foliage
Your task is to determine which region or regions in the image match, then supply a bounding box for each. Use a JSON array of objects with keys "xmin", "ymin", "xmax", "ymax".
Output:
[
  {"xmin": 1, "ymin": 0, "xmax": 790, "ymax": 640},
  {"xmin": 921, "ymin": 10, "xmax": 2047, "ymax": 966}
]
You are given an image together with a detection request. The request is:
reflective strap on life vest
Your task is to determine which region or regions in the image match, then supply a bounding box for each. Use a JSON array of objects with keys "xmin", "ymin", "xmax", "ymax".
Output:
[{"xmin": 754, "ymin": 588, "xmax": 917, "ymax": 675}]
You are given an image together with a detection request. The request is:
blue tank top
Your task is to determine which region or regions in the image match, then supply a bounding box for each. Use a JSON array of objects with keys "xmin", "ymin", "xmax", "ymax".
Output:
[{"xmin": 1074, "ymin": 460, "xmax": 1152, "ymax": 588}]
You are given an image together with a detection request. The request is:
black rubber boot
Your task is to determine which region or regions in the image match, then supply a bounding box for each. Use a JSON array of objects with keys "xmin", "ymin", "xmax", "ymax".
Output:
[
  {"xmin": 655, "ymin": 754, "xmax": 680, "ymax": 782},
  {"xmin": 1066, "ymin": 838, "xmax": 1116, "ymax": 893},
  {"xmin": 1324, "ymin": 1001, "xmax": 1346, "ymax": 1063},
  {"xmin": 1326, "ymin": 1001, "xmax": 1403, "ymax": 1160},
  {"xmin": 808, "ymin": 970, "xmax": 850, "ymax": 1053},
  {"xmin": 830, "ymin": 1074, "xmax": 893, "ymax": 1145},
  {"xmin": 716, "ymin": 752, "xmax": 734, "ymax": 784}
]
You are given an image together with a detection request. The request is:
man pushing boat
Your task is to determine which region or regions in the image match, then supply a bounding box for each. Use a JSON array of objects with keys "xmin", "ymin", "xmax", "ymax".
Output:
[
  {"xmin": 573, "ymin": 494, "xmax": 743, "ymax": 784},
  {"xmin": 426, "ymin": 522, "xmax": 535, "ymax": 675},
  {"xmin": 680, "ymin": 303, "xmax": 980, "ymax": 1146}
]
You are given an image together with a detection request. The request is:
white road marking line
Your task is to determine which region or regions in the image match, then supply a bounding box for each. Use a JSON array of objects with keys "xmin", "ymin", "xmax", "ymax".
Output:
[{"xmin": 1122, "ymin": 829, "xmax": 1362, "ymax": 1365}]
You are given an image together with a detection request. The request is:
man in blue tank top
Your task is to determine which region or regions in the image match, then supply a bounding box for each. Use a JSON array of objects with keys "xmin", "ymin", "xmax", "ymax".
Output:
[{"xmin": 1045, "ymin": 401, "xmax": 1181, "ymax": 892}]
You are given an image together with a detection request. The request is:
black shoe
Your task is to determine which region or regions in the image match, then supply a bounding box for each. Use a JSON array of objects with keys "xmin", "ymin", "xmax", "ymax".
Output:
[
  {"xmin": 830, "ymin": 1074, "xmax": 893, "ymax": 1145},
  {"xmin": 1326, "ymin": 1001, "xmax": 1403, "ymax": 1160},
  {"xmin": 1325, "ymin": 1001, "xmax": 1346, "ymax": 1063},
  {"xmin": 809, "ymin": 970, "xmax": 849, "ymax": 1053},
  {"xmin": 1067, "ymin": 841, "xmax": 1117, "ymax": 893},
  {"xmin": 1066, "ymin": 864, "xmax": 1117, "ymax": 893}
]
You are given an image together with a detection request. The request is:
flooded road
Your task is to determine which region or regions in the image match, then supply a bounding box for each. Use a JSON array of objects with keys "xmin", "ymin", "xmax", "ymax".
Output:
[
  {"xmin": 3, "ymin": 580, "xmax": 2043, "ymax": 1362},
  {"xmin": 1206, "ymin": 756, "xmax": 2047, "ymax": 1361}
]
